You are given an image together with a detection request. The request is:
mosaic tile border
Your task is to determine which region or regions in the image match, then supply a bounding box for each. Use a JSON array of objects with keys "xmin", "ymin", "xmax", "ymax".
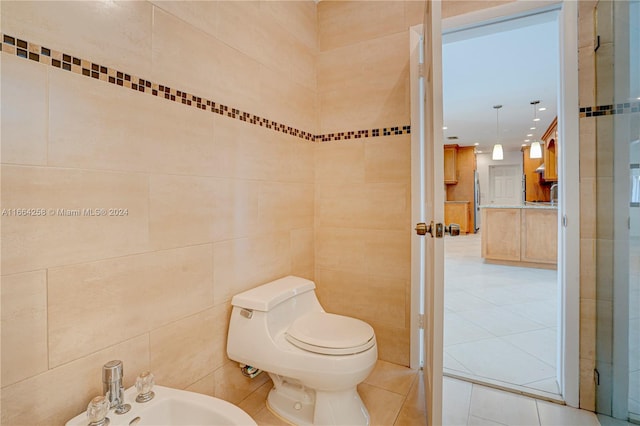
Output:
[
  {"xmin": 579, "ymin": 102, "xmax": 640, "ymax": 118},
  {"xmin": 1, "ymin": 33, "xmax": 411, "ymax": 143}
]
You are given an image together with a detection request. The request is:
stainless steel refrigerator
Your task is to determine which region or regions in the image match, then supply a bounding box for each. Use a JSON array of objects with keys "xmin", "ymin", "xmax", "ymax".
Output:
[{"xmin": 474, "ymin": 171, "xmax": 480, "ymax": 233}]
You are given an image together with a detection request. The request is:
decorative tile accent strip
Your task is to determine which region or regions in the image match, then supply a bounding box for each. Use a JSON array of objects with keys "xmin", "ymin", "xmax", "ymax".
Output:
[
  {"xmin": 1, "ymin": 33, "xmax": 412, "ymax": 142},
  {"xmin": 317, "ymin": 125, "xmax": 411, "ymax": 142},
  {"xmin": 579, "ymin": 102, "xmax": 640, "ymax": 118}
]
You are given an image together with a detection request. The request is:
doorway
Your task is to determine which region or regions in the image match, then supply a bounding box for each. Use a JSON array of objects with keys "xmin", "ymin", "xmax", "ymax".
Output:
[
  {"xmin": 442, "ymin": 5, "xmax": 562, "ymax": 399},
  {"xmin": 488, "ymin": 164, "xmax": 522, "ymax": 205},
  {"xmin": 410, "ymin": 0, "xmax": 580, "ymax": 407}
]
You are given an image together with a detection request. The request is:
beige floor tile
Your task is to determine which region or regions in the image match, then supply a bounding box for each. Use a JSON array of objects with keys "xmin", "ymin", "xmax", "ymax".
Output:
[
  {"xmin": 469, "ymin": 385, "xmax": 540, "ymax": 426},
  {"xmin": 358, "ymin": 382, "xmax": 406, "ymax": 426},
  {"xmin": 394, "ymin": 371, "xmax": 426, "ymax": 426},
  {"xmin": 467, "ymin": 415, "xmax": 506, "ymax": 426},
  {"xmin": 238, "ymin": 381, "xmax": 272, "ymax": 419},
  {"xmin": 214, "ymin": 360, "xmax": 270, "ymax": 405},
  {"xmin": 364, "ymin": 359, "xmax": 417, "ymax": 395},
  {"xmin": 185, "ymin": 372, "xmax": 216, "ymax": 397},
  {"xmin": 253, "ymin": 405, "xmax": 290, "ymax": 426},
  {"xmin": 445, "ymin": 232, "xmax": 559, "ymax": 395},
  {"xmin": 443, "ymin": 377, "xmax": 472, "ymax": 426},
  {"xmin": 537, "ymin": 400, "xmax": 600, "ymax": 426}
]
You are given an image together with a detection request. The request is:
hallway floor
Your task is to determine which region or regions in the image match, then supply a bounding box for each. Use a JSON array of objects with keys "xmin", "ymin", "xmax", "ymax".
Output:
[
  {"xmin": 247, "ymin": 360, "xmax": 600, "ymax": 425},
  {"xmin": 444, "ymin": 232, "xmax": 559, "ymax": 396}
]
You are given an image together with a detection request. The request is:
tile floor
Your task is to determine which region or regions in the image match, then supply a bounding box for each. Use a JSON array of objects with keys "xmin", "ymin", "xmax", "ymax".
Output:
[
  {"xmin": 244, "ymin": 360, "xmax": 424, "ymax": 426},
  {"xmin": 444, "ymin": 233, "xmax": 560, "ymax": 396},
  {"xmin": 240, "ymin": 231, "xmax": 637, "ymax": 425},
  {"xmin": 245, "ymin": 360, "xmax": 601, "ymax": 425}
]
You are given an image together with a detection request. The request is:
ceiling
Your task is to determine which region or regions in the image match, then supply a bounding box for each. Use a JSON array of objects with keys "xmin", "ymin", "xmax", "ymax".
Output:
[{"xmin": 442, "ymin": 9, "xmax": 559, "ymax": 154}]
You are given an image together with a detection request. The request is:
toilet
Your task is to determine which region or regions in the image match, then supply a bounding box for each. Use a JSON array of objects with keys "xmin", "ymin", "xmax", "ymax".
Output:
[{"xmin": 227, "ymin": 275, "xmax": 378, "ymax": 426}]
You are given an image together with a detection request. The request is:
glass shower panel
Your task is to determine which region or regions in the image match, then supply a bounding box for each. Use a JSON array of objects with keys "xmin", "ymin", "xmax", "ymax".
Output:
[
  {"xmin": 627, "ymin": 0, "xmax": 639, "ymax": 420},
  {"xmin": 599, "ymin": 0, "xmax": 640, "ymax": 421},
  {"xmin": 615, "ymin": 0, "xmax": 640, "ymax": 421}
]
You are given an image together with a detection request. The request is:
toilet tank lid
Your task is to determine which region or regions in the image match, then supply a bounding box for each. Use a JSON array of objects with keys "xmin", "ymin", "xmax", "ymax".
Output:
[{"xmin": 231, "ymin": 276, "xmax": 316, "ymax": 312}]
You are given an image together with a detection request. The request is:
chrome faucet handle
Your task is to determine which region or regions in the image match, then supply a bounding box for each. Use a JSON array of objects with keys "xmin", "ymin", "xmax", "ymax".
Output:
[
  {"xmin": 135, "ymin": 371, "xmax": 156, "ymax": 403},
  {"xmin": 86, "ymin": 395, "xmax": 110, "ymax": 426}
]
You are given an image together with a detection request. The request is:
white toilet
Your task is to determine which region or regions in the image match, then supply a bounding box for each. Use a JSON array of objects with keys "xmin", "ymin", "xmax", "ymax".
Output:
[{"xmin": 227, "ymin": 275, "xmax": 378, "ymax": 426}]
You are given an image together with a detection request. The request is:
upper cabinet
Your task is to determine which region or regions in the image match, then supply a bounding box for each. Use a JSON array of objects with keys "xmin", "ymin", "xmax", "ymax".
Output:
[
  {"xmin": 444, "ymin": 144, "xmax": 458, "ymax": 184},
  {"xmin": 522, "ymin": 146, "xmax": 550, "ymax": 202},
  {"xmin": 541, "ymin": 117, "xmax": 558, "ymax": 182}
]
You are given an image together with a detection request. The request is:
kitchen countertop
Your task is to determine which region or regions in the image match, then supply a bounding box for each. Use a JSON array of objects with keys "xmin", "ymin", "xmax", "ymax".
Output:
[
  {"xmin": 480, "ymin": 203, "xmax": 558, "ymax": 210},
  {"xmin": 445, "ymin": 201, "xmax": 470, "ymax": 204}
]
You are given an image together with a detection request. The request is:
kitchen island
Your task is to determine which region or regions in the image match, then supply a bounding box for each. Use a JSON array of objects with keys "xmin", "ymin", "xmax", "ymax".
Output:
[{"xmin": 481, "ymin": 204, "xmax": 558, "ymax": 269}]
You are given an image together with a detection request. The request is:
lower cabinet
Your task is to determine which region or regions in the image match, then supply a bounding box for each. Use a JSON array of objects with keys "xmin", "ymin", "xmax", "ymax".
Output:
[
  {"xmin": 444, "ymin": 202, "xmax": 470, "ymax": 234},
  {"xmin": 481, "ymin": 207, "xmax": 557, "ymax": 268}
]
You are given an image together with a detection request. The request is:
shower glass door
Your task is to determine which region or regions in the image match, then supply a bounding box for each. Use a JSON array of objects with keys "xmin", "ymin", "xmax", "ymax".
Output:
[
  {"xmin": 627, "ymin": 1, "xmax": 640, "ymax": 420},
  {"xmin": 612, "ymin": 0, "xmax": 640, "ymax": 421}
]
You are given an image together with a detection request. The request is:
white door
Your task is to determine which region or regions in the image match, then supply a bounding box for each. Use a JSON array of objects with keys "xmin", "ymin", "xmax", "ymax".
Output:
[
  {"xmin": 488, "ymin": 164, "xmax": 522, "ymax": 205},
  {"xmin": 410, "ymin": 2, "xmax": 444, "ymax": 425}
]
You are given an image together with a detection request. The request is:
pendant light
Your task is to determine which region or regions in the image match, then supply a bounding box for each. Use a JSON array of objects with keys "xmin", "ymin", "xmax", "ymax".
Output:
[
  {"xmin": 529, "ymin": 100, "xmax": 543, "ymax": 159},
  {"xmin": 492, "ymin": 105, "xmax": 503, "ymax": 160}
]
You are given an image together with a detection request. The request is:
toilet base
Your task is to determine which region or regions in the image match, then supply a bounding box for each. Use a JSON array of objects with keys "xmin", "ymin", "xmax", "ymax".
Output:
[{"xmin": 266, "ymin": 375, "xmax": 370, "ymax": 426}]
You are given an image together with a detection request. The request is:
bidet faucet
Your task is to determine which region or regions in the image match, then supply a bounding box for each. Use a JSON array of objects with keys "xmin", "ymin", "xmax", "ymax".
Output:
[{"xmin": 102, "ymin": 360, "xmax": 131, "ymax": 414}]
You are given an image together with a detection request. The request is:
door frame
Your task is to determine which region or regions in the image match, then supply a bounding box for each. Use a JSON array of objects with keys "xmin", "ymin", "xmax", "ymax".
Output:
[
  {"xmin": 409, "ymin": 0, "xmax": 580, "ymax": 408},
  {"xmin": 409, "ymin": 2, "xmax": 445, "ymax": 424}
]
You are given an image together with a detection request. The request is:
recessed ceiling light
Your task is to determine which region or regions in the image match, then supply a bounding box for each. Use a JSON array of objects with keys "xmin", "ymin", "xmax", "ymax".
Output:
[
  {"xmin": 522, "ymin": 143, "xmax": 527, "ymax": 146},
  {"xmin": 474, "ymin": 143, "xmax": 479, "ymax": 146},
  {"xmin": 527, "ymin": 134, "xmax": 533, "ymax": 137},
  {"xmin": 443, "ymin": 126, "xmax": 448, "ymax": 130},
  {"xmin": 539, "ymin": 107, "xmax": 547, "ymax": 111},
  {"xmin": 476, "ymin": 150, "xmax": 483, "ymax": 154},
  {"xmin": 533, "ymin": 118, "xmax": 540, "ymax": 122},
  {"xmin": 530, "ymin": 126, "xmax": 536, "ymax": 130},
  {"xmin": 524, "ymin": 139, "xmax": 531, "ymax": 142}
]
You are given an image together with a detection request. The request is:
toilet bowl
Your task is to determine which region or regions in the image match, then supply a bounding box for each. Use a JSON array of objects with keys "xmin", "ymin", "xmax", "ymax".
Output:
[{"xmin": 227, "ymin": 276, "xmax": 378, "ymax": 426}]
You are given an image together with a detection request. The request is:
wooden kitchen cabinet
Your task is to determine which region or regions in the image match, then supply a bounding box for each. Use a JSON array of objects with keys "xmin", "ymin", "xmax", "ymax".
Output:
[
  {"xmin": 444, "ymin": 144, "xmax": 458, "ymax": 184},
  {"xmin": 481, "ymin": 208, "xmax": 521, "ymax": 262},
  {"xmin": 522, "ymin": 146, "xmax": 550, "ymax": 202},
  {"xmin": 445, "ymin": 201, "xmax": 470, "ymax": 233},
  {"xmin": 481, "ymin": 206, "xmax": 557, "ymax": 268},
  {"xmin": 542, "ymin": 117, "xmax": 558, "ymax": 182},
  {"xmin": 521, "ymin": 208, "xmax": 557, "ymax": 264}
]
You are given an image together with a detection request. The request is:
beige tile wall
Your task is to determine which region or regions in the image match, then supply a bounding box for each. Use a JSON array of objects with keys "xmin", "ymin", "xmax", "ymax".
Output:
[
  {"xmin": 317, "ymin": 4, "xmax": 411, "ymax": 133},
  {"xmin": 0, "ymin": 1, "xmax": 604, "ymax": 423},
  {"xmin": 314, "ymin": 133, "xmax": 412, "ymax": 365},
  {"xmin": 314, "ymin": 1, "xmax": 418, "ymax": 366},
  {"xmin": 0, "ymin": 1, "xmax": 316, "ymax": 424},
  {"xmin": 578, "ymin": 0, "xmax": 598, "ymax": 412},
  {"xmin": 315, "ymin": 1, "xmax": 602, "ymax": 408}
]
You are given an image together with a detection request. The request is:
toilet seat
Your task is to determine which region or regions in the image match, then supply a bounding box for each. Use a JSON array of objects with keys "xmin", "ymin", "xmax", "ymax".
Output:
[{"xmin": 285, "ymin": 312, "xmax": 375, "ymax": 355}]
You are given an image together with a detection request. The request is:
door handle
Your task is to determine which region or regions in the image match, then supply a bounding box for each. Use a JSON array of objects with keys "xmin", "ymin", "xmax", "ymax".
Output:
[
  {"xmin": 445, "ymin": 223, "xmax": 461, "ymax": 236},
  {"xmin": 415, "ymin": 221, "xmax": 433, "ymax": 237},
  {"xmin": 416, "ymin": 222, "xmax": 460, "ymax": 237}
]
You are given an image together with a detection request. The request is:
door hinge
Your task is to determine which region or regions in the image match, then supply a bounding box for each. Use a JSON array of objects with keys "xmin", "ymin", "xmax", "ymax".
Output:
[
  {"xmin": 594, "ymin": 368, "xmax": 600, "ymax": 386},
  {"xmin": 418, "ymin": 314, "xmax": 425, "ymax": 329},
  {"xmin": 562, "ymin": 214, "xmax": 568, "ymax": 227}
]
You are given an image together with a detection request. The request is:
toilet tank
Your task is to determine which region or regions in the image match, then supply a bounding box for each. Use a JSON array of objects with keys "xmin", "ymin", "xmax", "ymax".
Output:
[
  {"xmin": 230, "ymin": 276, "xmax": 323, "ymax": 336},
  {"xmin": 231, "ymin": 275, "xmax": 316, "ymax": 312}
]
